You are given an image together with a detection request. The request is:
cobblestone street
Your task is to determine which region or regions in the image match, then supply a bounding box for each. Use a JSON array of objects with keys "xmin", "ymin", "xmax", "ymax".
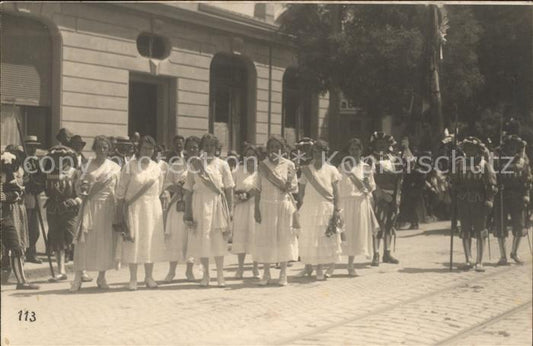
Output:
[{"xmin": 2, "ymin": 221, "xmax": 532, "ymax": 345}]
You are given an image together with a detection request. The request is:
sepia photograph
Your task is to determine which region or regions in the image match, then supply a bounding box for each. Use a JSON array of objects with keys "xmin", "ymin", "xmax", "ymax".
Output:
[{"xmin": 1, "ymin": 1, "xmax": 532, "ymax": 345}]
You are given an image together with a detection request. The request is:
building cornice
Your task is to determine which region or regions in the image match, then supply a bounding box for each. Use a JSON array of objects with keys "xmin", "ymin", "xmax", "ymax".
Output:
[{"xmin": 111, "ymin": 3, "xmax": 294, "ymax": 47}]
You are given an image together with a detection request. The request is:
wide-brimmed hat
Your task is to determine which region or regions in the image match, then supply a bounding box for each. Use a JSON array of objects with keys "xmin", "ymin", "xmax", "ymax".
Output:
[
  {"xmin": 24, "ymin": 135, "xmax": 41, "ymax": 146},
  {"xmin": 115, "ymin": 136, "xmax": 132, "ymax": 144},
  {"xmin": 69, "ymin": 135, "xmax": 86, "ymax": 149}
]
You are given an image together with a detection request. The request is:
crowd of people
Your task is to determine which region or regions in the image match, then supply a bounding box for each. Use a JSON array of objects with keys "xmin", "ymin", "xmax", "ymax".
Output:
[{"xmin": 1, "ymin": 122, "xmax": 531, "ymax": 291}]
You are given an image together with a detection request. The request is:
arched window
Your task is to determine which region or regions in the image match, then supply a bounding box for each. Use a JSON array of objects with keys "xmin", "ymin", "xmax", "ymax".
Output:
[
  {"xmin": 1, "ymin": 14, "xmax": 53, "ymax": 148},
  {"xmin": 209, "ymin": 53, "xmax": 256, "ymax": 153}
]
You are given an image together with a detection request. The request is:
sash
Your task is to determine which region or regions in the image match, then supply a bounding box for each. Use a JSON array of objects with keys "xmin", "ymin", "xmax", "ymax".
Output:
[
  {"xmin": 75, "ymin": 176, "xmax": 114, "ymax": 242},
  {"xmin": 195, "ymin": 162, "xmax": 231, "ymax": 231},
  {"xmin": 302, "ymin": 166, "xmax": 334, "ymax": 202},
  {"xmin": 257, "ymin": 161, "xmax": 291, "ymax": 193},
  {"xmin": 257, "ymin": 160, "xmax": 300, "ymax": 228},
  {"xmin": 346, "ymin": 170, "xmax": 371, "ymax": 193}
]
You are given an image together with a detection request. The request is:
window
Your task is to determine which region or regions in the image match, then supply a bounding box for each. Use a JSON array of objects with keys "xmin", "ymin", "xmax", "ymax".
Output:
[
  {"xmin": 1, "ymin": 104, "xmax": 51, "ymax": 149},
  {"xmin": 137, "ymin": 33, "xmax": 169, "ymax": 60}
]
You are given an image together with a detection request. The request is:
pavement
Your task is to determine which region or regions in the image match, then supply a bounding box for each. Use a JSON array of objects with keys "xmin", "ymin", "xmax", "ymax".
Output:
[{"xmin": 1, "ymin": 221, "xmax": 532, "ymax": 346}]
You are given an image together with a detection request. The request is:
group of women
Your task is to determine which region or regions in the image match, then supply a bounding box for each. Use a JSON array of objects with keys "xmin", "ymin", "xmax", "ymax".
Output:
[{"xmin": 69, "ymin": 133, "xmax": 379, "ymax": 291}]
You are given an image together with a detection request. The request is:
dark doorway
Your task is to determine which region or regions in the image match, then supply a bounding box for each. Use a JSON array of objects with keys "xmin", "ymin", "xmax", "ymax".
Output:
[
  {"xmin": 282, "ymin": 67, "xmax": 317, "ymax": 146},
  {"xmin": 129, "ymin": 81, "xmax": 157, "ymax": 139},
  {"xmin": 209, "ymin": 53, "xmax": 256, "ymax": 153}
]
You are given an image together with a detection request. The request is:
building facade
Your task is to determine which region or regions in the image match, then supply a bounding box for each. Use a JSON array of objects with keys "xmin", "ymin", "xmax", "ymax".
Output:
[{"xmin": 1, "ymin": 2, "xmax": 329, "ymax": 154}]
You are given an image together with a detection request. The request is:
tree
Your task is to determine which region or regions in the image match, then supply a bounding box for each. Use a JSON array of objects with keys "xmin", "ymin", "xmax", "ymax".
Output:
[
  {"xmin": 340, "ymin": 5, "xmax": 425, "ymax": 129},
  {"xmin": 279, "ymin": 4, "xmax": 528, "ymax": 150}
]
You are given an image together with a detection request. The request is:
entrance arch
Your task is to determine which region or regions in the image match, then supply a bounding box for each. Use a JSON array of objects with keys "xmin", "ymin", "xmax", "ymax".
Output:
[{"xmin": 209, "ymin": 53, "xmax": 256, "ymax": 153}]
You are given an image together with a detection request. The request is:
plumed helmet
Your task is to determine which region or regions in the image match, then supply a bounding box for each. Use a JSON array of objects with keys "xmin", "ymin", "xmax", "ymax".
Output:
[
  {"xmin": 369, "ymin": 131, "xmax": 396, "ymax": 153},
  {"xmin": 459, "ymin": 136, "xmax": 486, "ymax": 156}
]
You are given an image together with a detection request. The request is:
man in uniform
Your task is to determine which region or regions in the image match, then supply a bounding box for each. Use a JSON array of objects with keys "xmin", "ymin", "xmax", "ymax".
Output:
[
  {"xmin": 368, "ymin": 131, "xmax": 403, "ymax": 266},
  {"xmin": 452, "ymin": 136, "xmax": 497, "ymax": 272},
  {"xmin": 493, "ymin": 134, "xmax": 531, "ymax": 265}
]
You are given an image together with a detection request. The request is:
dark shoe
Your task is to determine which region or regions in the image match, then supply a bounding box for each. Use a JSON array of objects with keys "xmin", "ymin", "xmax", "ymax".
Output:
[
  {"xmin": 462, "ymin": 262, "xmax": 473, "ymax": 271},
  {"xmin": 510, "ymin": 253, "xmax": 524, "ymax": 265},
  {"xmin": 1, "ymin": 269, "xmax": 11, "ymax": 284},
  {"xmin": 25, "ymin": 256, "xmax": 42, "ymax": 264},
  {"xmin": 16, "ymin": 282, "xmax": 40, "ymax": 290},
  {"xmin": 371, "ymin": 253, "xmax": 380, "ymax": 267},
  {"xmin": 496, "ymin": 258, "xmax": 509, "ymax": 266},
  {"xmin": 383, "ymin": 251, "xmax": 400, "ymax": 264}
]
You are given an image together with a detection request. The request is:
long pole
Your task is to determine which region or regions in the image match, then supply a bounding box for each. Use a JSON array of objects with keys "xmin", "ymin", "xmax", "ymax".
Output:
[
  {"xmin": 13, "ymin": 106, "xmax": 55, "ymax": 277},
  {"xmin": 449, "ymin": 105, "xmax": 458, "ymax": 271},
  {"xmin": 496, "ymin": 114, "xmax": 506, "ymax": 261}
]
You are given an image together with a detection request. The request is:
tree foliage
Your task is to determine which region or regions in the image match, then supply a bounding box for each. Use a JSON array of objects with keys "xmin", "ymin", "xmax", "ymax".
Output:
[{"xmin": 278, "ymin": 4, "xmax": 532, "ymax": 148}]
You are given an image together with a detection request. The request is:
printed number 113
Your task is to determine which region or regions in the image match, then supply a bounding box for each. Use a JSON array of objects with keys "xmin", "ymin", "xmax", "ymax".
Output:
[{"xmin": 18, "ymin": 310, "xmax": 36, "ymax": 322}]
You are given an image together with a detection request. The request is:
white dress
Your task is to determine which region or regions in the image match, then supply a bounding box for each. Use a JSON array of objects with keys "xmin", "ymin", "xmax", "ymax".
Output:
[
  {"xmin": 338, "ymin": 161, "xmax": 379, "ymax": 257},
  {"xmin": 184, "ymin": 157, "xmax": 235, "ymax": 258},
  {"xmin": 299, "ymin": 163, "xmax": 342, "ymax": 265},
  {"xmin": 231, "ymin": 168, "xmax": 257, "ymax": 255},
  {"xmin": 253, "ymin": 158, "xmax": 299, "ymax": 264},
  {"xmin": 115, "ymin": 159, "xmax": 167, "ymax": 264},
  {"xmin": 73, "ymin": 160, "xmax": 121, "ymax": 271},
  {"xmin": 163, "ymin": 161, "xmax": 190, "ymax": 262}
]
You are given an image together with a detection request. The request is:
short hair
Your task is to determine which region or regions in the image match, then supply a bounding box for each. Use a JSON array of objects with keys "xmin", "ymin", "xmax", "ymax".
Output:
[
  {"xmin": 200, "ymin": 133, "xmax": 219, "ymax": 151},
  {"xmin": 173, "ymin": 135, "xmax": 185, "ymax": 143},
  {"xmin": 345, "ymin": 137, "xmax": 363, "ymax": 153},
  {"xmin": 184, "ymin": 136, "xmax": 201, "ymax": 150},
  {"xmin": 241, "ymin": 144, "xmax": 259, "ymax": 161},
  {"xmin": 313, "ymin": 139, "xmax": 329, "ymax": 153},
  {"xmin": 92, "ymin": 135, "xmax": 113, "ymax": 152},
  {"xmin": 137, "ymin": 135, "xmax": 157, "ymax": 152},
  {"xmin": 266, "ymin": 135, "xmax": 287, "ymax": 152}
]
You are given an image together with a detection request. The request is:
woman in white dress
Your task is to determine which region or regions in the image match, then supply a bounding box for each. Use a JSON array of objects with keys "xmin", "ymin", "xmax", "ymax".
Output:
[
  {"xmin": 254, "ymin": 136, "xmax": 298, "ymax": 286},
  {"xmin": 183, "ymin": 134, "xmax": 234, "ymax": 287},
  {"xmin": 338, "ymin": 138, "xmax": 379, "ymax": 277},
  {"xmin": 231, "ymin": 145, "xmax": 259, "ymax": 279},
  {"xmin": 115, "ymin": 136, "xmax": 167, "ymax": 290},
  {"xmin": 70, "ymin": 136, "xmax": 121, "ymax": 291},
  {"xmin": 298, "ymin": 140, "xmax": 342, "ymax": 281},
  {"xmin": 162, "ymin": 136, "xmax": 200, "ymax": 282}
]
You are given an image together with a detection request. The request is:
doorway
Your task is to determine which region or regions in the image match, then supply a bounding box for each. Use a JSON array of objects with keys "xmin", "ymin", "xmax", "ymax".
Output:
[
  {"xmin": 209, "ymin": 53, "xmax": 256, "ymax": 153},
  {"xmin": 128, "ymin": 73, "xmax": 173, "ymax": 146}
]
